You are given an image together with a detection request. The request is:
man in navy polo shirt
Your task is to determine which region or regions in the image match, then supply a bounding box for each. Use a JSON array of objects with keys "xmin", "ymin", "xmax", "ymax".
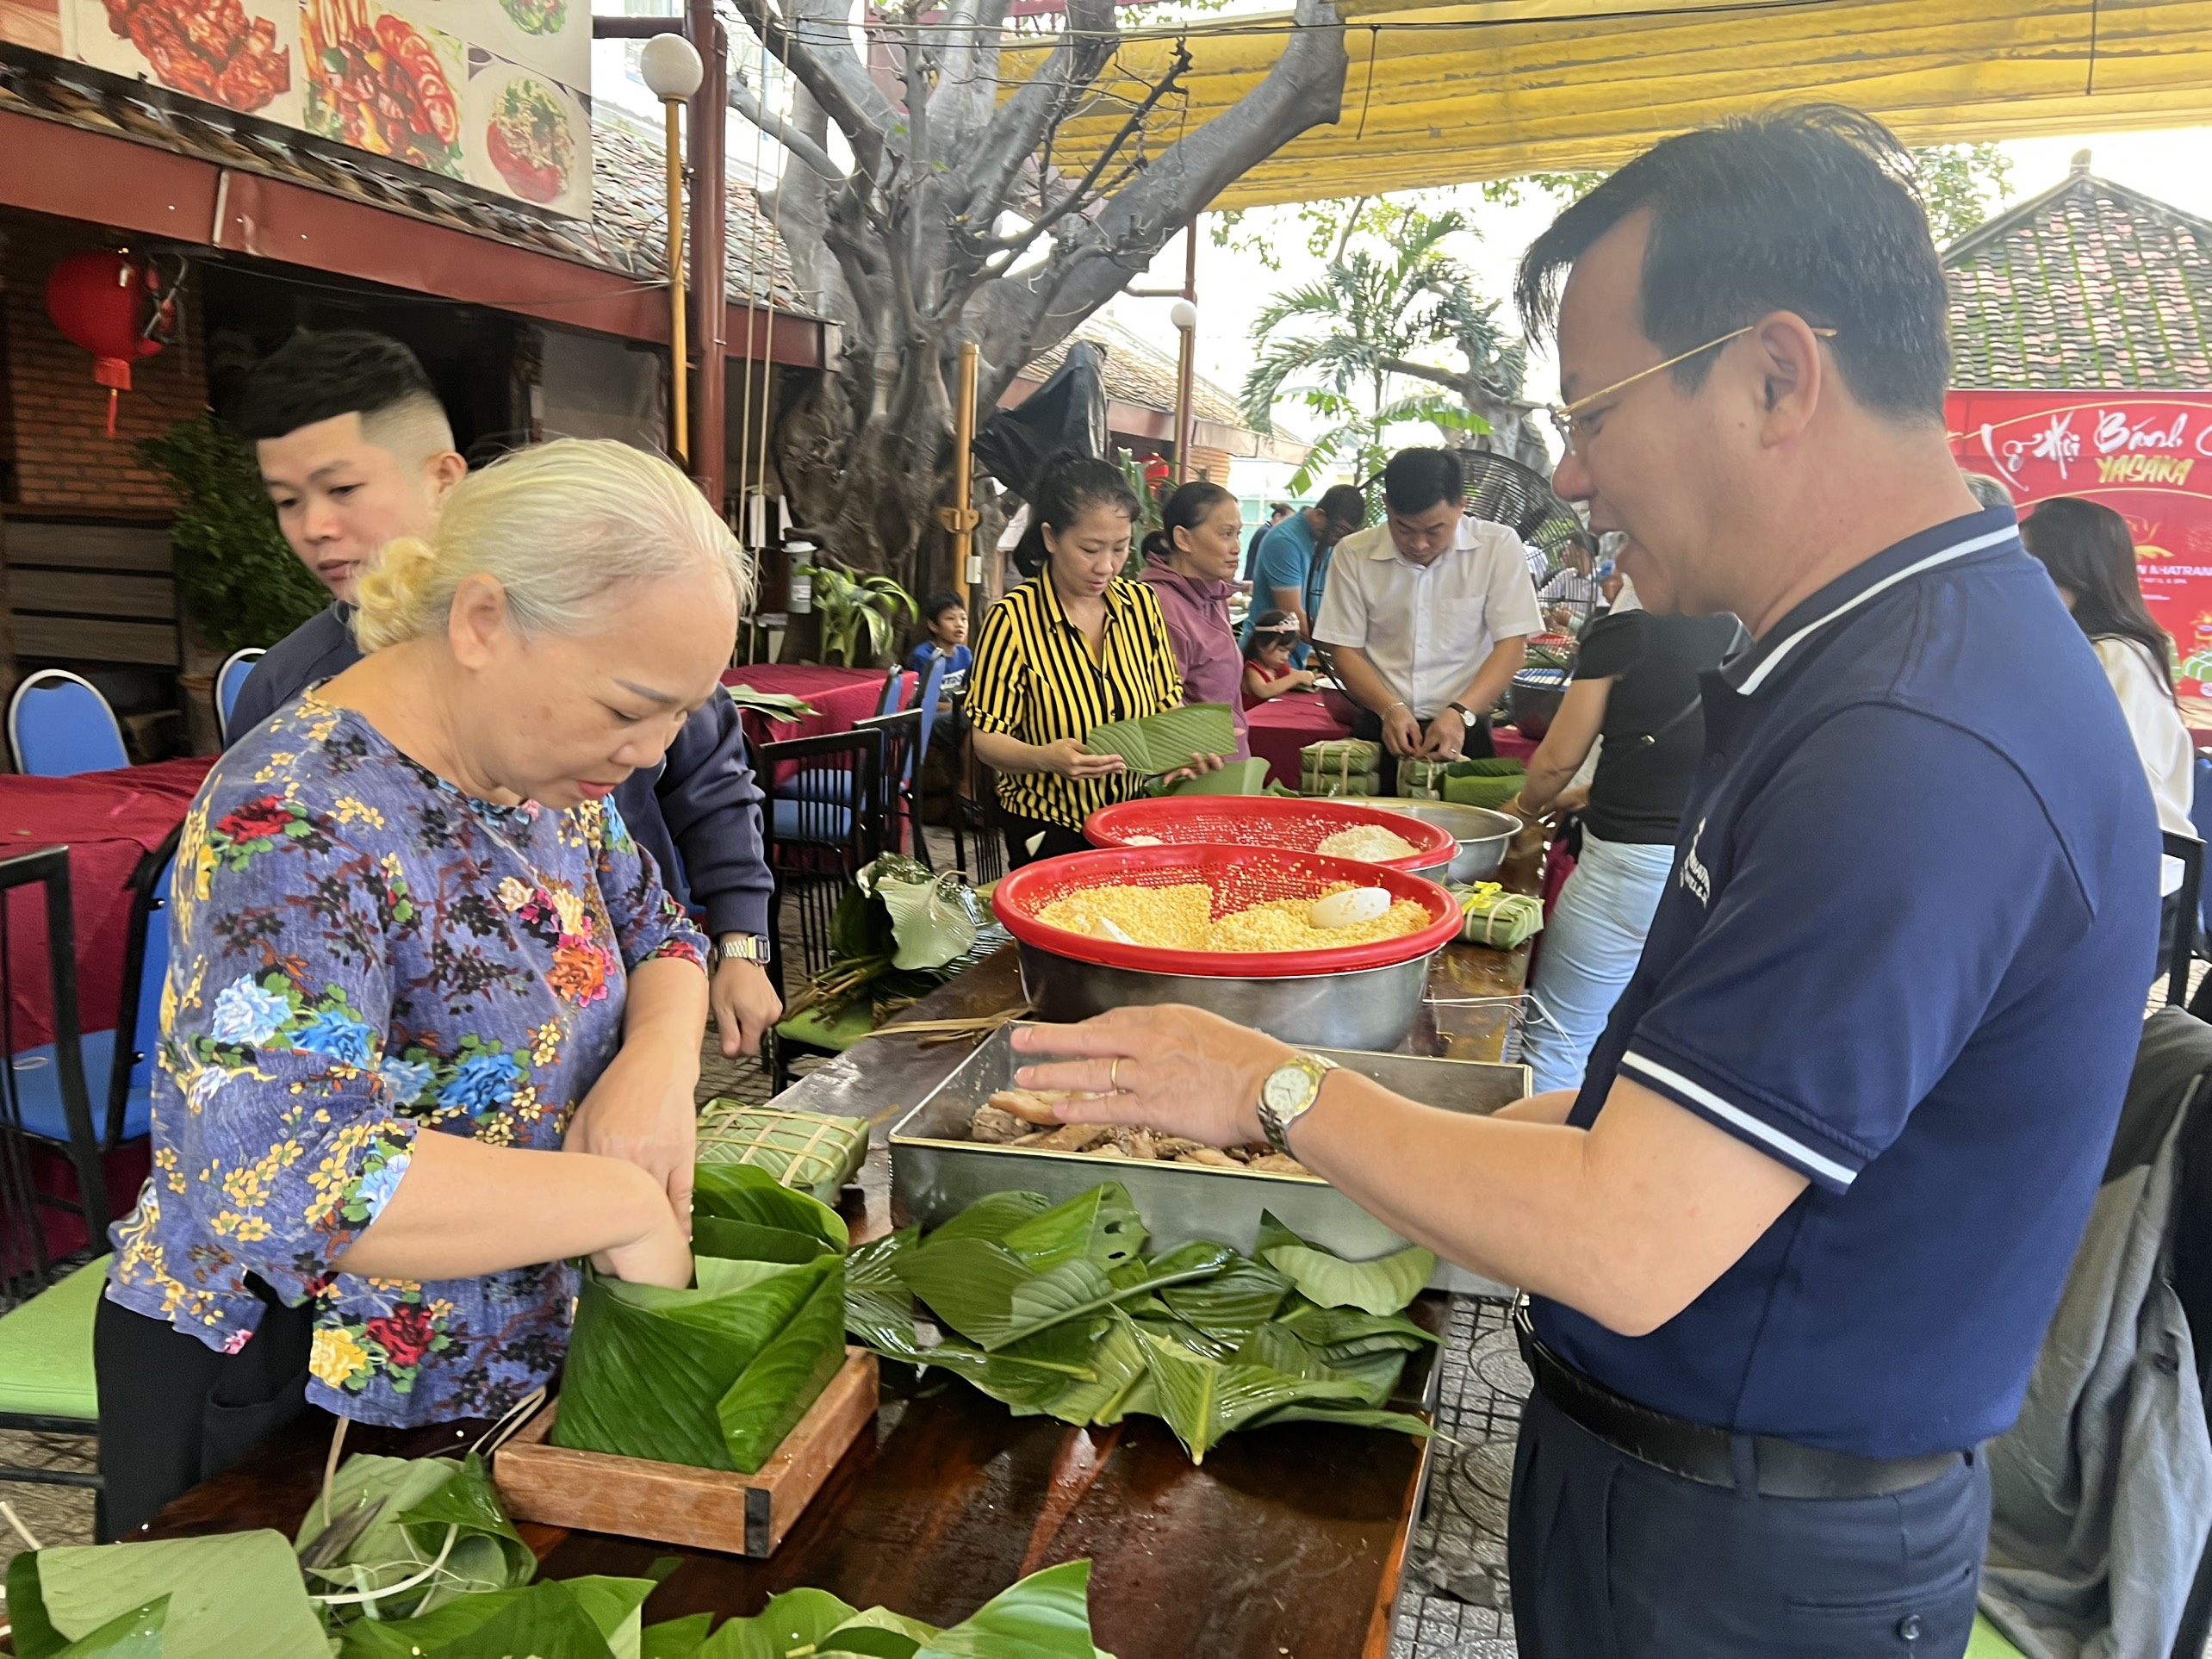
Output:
[{"xmin": 1004, "ymin": 107, "xmax": 2158, "ymax": 1658}]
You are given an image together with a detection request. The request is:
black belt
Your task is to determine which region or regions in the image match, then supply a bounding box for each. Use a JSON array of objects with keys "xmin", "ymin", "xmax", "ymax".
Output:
[{"xmin": 1513, "ymin": 1303, "xmax": 1963, "ymax": 1501}]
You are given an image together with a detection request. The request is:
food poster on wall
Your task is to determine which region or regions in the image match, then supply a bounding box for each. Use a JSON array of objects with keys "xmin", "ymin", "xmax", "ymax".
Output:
[
  {"xmin": 48, "ymin": 0, "xmax": 591, "ymax": 217},
  {"xmin": 1, "ymin": 0, "xmax": 63, "ymax": 57},
  {"xmin": 1948, "ymin": 389, "xmax": 2212, "ymax": 729},
  {"xmin": 66, "ymin": 0, "xmax": 300, "ymax": 120}
]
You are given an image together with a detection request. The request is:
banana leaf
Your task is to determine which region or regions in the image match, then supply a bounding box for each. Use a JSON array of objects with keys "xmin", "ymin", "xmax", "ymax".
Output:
[
  {"xmin": 10, "ymin": 1532, "xmax": 329, "ymax": 1659},
  {"xmin": 1134, "ymin": 1329, "xmax": 1372, "ymax": 1463},
  {"xmin": 722, "ymin": 686, "xmax": 819, "ymax": 724},
  {"xmin": 894, "ymin": 1237, "xmax": 1229, "ymax": 1353},
  {"xmin": 844, "ymin": 1227, "xmax": 920, "ymax": 1354},
  {"xmin": 1273, "ymin": 1299, "xmax": 1440, "ymax": 1360},
  {"xmin": 552, "ymin": 1246, "xmax": 848, "ymax": 1473},
  {"xmin": 1158, "ymin": 757, "xmax": 1271, "ymax": 798},
  {"xmin": 645, "ymin": 1560, "xmax": 1111, "ymax": 1659},
  {"xmin": 51, "ymin": 1598, "xmax": 166, "ymax": 1656},
  {"xmin": 1083, "ymin": 703, "xmax": 1236, "ymax": 776},
  {"xmin": 1156, "ymin": 1258, "xmax": 1290, "ymax": 1339},
  {"xmin": 294, "ymin": 1451, "xmax": 533, "ymax": 1620},
  {"xmin": 696, "ymin": 1102, "xmax": 870, "ymax": 1206},
  {"xmin": 694, "ymin": 1161, "xmax": 849, "ymax": 1253},
  {"xmin": 338, "ymin": 1575, "xmax": 656, "ymax": 1659},
  {"xmin": 1255, "ymin": 1211, "xmax": 1432, "ymax": 1316}
]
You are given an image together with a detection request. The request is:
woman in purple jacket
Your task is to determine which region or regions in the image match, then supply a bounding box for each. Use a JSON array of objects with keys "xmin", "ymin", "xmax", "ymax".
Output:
[{"xmin": 1136, "ymin": 482, "xmax": 1252, "ymax": 761}]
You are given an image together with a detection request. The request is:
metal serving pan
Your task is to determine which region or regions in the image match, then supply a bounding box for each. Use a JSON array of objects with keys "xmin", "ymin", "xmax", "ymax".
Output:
[{"xmin": 889, "ymin": 1023, "xmax": 1529, "ymax": 1291}]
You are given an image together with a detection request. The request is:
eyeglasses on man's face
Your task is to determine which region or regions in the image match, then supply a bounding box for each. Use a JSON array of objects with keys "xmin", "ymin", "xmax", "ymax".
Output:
[{"xmin": 1547, "ymin": 324, "xmax": 1839, "ymax": 456}]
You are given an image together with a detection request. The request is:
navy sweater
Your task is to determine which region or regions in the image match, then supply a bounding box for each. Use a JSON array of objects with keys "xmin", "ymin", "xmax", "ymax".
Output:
[{"xmin": 230, "ymin": 605, "xmax": 774, "ymax": 937}]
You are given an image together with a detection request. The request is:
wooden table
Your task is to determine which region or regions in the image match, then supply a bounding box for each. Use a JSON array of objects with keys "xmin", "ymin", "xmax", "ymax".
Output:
[{"xmin": 140, "ymin": 850, "xmax": 1542, "ymax": 1657}]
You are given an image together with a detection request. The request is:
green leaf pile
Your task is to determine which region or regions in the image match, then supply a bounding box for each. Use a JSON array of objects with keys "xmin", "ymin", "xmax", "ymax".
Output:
[
  {"xmin": 846, "ymin": 1183, "xmax": 1437, "ymax": 1463},
  {"xmin": 294, "ymin": 1450, "xmax": 534, "ymax": 1620},
  {"xmin": 634, "ymin": 1558, "xmax": 1113, "ymax": 1659},
  {"xmin": 1083, "ymin": 704, "xmax": 1237, "ymax": 777},
  {"xmin": 551, "ymin": 1163, "xmax": 851, "ymax": 1473}
]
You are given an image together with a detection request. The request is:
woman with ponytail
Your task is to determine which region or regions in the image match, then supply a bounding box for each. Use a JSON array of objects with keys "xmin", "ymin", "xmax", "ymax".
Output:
[
  {"xmin": 98, "ymin": 439, "xmax": 747, "ymax": 1535},
  {"xmin": 968, "ymin": 454, "xmax": 1221, "ymax": 865},
  {"xmin": 1136, "ymin": 480, "xmax": 1252, "ymax": 762}
]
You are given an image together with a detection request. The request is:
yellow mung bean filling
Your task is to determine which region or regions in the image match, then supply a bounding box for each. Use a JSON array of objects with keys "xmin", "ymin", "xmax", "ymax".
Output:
[{"xmin": 1035, "ymin": 881, "xmax": 1429, "ymax": 952}]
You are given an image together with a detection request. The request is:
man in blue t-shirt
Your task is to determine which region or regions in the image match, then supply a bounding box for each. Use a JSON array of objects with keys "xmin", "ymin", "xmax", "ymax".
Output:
[
  {"xmin": 1005, "ymin": 109, "xmax": 2158, "ymax": 1658},
  {"xmin": 1240, "ymin": 484, "xmax": 1366, "ymax": 665}
]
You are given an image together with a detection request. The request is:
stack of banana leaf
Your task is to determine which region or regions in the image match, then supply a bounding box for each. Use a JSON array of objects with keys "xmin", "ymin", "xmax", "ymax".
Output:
[
  {"xmin": 845, "ymin": 1182, "xmax": 1438, "ymax": 1463},
  {"xmin": 785, "ymin": 854, "xmax": 1009, "ymax": 1029},
  {"xmin": 7, "ymin": 1499, "xmax": 1112, "ymax": 1657},
  {"xmin": 551, "ymin": 1164, "xmax": 850, "ymax": 1474}
]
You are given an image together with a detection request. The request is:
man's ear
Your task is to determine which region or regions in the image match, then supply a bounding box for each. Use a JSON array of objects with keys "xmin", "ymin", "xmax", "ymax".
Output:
[
  {"xmin": 426, "ymin": 450, "xmax": 469, "ymax": 506},
  {"xmin": 1749, "ymin": 312, "xmax": 1825, "ymax": 448}
]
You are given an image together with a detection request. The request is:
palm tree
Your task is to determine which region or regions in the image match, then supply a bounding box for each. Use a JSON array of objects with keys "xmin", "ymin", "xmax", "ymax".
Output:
[{"xmin": 1240, "ymin": 208, "xmax": 1539, "ymax": 490}]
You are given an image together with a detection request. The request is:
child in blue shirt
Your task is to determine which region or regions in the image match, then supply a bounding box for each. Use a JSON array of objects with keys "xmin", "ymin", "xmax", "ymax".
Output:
[{"xmin": 906, "ymin": 591, "xmax": 972, "ymax": 692}]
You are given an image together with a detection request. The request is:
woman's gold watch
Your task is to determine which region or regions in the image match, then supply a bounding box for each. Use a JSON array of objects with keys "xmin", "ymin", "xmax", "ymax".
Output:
[{"xmin": 1256, "ymin": 1053, "xmax": 1339, "ymax": 1155}]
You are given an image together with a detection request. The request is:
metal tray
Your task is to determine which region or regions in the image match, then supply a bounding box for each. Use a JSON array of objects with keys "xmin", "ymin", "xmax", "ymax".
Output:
[{"xmin": 889, "ymin": 1023, "xmax": 1528, "ymax": 1292}]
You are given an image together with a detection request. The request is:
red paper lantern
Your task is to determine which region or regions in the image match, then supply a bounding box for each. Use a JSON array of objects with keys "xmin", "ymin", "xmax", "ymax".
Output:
[{"xmin": 45, "ymin": 251, "xmax": 169, "ymax": 437}]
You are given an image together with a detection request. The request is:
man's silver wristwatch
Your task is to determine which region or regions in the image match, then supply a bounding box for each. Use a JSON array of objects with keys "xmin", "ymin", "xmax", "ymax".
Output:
[
  {"xmin": 714, "ymin": 933, "xmax": 768, "ymax": 966},
  {"xmin": 1256, "ymin": 1053, "xmax": 1339, "ymax": 1155}
]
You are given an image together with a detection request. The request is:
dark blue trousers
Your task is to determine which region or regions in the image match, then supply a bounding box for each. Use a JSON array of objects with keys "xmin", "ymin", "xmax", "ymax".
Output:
[{"xmin": 1507, "ymin": 1388, "xmax": 1990, "ymax": 1657}]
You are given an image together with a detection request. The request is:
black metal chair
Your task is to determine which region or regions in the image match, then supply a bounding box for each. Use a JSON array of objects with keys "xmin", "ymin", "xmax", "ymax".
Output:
[
  {"xmin": 948, "ymin": 739, "xmax": 1005, "ymax": 888},
  {"xmin": 2165, "ymin": 830, "xmax": 2205, "ymax": 1009},
  {"xmin": 0, "ymin": 848, "xmax": 116, "ymax": 1496},
  {"xmin": 758, "ymin": 728, "xmax": 883, "ymax": 1094},
  {"xmin": 854, "ymin": 707, "xmax": 929, "ymax": 869}
]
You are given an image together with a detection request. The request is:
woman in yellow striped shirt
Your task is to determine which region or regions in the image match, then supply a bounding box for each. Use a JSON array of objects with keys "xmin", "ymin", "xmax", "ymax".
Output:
[{"xmin": 968, "ymin": 456, "xmax": 1215, "ymax": 866}]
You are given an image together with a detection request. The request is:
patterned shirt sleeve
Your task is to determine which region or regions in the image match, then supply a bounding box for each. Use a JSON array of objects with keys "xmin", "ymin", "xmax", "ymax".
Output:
[
  {"xmin": 162, "ymin": 787, "xmax": 419, "ymax": 1300},
  {"xmin": 592, "ymin": 797, "xmax": 710, "ymax": 972}
]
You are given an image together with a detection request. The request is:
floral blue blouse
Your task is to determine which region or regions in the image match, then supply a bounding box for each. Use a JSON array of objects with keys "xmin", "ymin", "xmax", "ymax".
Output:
[{"xmin": 107, "ymin": 691, "xmax": 708, "ymax": 1426}]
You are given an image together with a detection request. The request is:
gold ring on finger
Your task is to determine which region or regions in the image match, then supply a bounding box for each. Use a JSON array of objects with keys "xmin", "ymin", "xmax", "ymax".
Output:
[{"xmin": 1110, "ymin": 1058, "xmax": 1122, "ymax": 1091}]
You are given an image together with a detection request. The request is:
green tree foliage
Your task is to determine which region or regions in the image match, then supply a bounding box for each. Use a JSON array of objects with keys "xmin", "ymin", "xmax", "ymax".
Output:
[
  {"xmin": 140, "ymin": 417, "xmax": 327, "ymax": 657},
  {"xmin": 1915, "ymin": 142, "xmax": 2015, "ymax": 244}
]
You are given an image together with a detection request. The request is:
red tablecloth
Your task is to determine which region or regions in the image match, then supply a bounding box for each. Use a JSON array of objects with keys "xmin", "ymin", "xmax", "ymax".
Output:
[
  {"xmin": 1246, "ymin": 693, "xmax": 1538, "ymax": 785},
  {"xmin": 3, "ymin": 755, "xmax": 213, "ymax": 1046},
  {"xmin": 724, "ymin": 664, "xmax": 910, "ymax": 786}
]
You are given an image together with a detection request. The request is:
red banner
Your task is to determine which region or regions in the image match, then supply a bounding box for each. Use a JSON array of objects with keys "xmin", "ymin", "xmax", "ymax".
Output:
[{"xmin": 1948, "ymin": 389, "xmax": 2212, "ymax": 726}]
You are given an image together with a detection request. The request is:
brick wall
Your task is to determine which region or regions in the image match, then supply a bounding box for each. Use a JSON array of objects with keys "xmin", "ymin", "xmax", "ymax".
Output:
[{"xmin": 3, "ymin": 215, "xmax": 207, "ymax": 513}]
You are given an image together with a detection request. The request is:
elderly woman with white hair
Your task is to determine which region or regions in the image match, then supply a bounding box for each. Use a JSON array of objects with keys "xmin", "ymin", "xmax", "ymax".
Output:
[{"xmin": 96, "ymin": 438, "xmax": 745, "ymax": 1536}]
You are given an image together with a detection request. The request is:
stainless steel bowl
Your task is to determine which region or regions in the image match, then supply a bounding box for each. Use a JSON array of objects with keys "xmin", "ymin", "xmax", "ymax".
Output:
[
  {"xmin": 1374, "ymin": 802, "xmax": 1520, "ymax": 883},
  {"xmin": 1016, "ymin": 939, "xmax": 1438, "ymax": 1050}
]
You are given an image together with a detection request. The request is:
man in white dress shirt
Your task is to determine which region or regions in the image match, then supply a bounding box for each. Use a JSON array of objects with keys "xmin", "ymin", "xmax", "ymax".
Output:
[{"xmin": 1315, "ymin": 447, "xmax": 1544, "ymax": 790}]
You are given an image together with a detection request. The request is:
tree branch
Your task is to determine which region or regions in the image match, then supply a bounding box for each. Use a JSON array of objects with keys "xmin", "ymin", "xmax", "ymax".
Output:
[
  {"xmin": 722, "ymin": 0, "xmax": 899, "ymax": 162},
  {"xmin": 954, "ymin": 0, "xmax": 1122, "ymax": 229},
  {"xmin": 727, "ymin": 71, "xmax": 842, "ymax": 180}
]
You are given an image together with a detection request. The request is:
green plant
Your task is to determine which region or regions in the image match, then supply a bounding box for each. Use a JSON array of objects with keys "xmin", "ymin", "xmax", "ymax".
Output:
[
  {"xmin": 140, "ymin": 416, "xmax": 330, "ymax": 657},
  {"xmin": 798, "ymin": 560, "xmax": 917, "ymax": 666},
  {"xmin": 1116, "ymin": 450, "xmax": 1167, "ymax": 575}
]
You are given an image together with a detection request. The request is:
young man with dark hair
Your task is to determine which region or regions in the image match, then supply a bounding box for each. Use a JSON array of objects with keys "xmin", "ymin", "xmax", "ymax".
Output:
[
  {"xmin": 1314, "ymin": 447, "xmax": 1541, "ymax": 789},
  {"xmin": 1241, "ymin": 500, "xmax": 1293, "ymax": 582},
  {"xmin": 232, "ymin": 330, "xmax": 783, "ymax": 1059},
  {"xmin": 1004, "ymin": 108, "xmax": 2157, "ymax": 1657},
  {"xmin": 1239, "ymin": 484, "xmax": 1365, "ymax": 664}
]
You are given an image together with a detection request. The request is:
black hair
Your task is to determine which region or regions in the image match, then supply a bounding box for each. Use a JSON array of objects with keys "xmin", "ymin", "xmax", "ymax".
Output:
[
  {"xmin": 922, "ymin": 590, "xmax": 966, "ymax": 624},
  {"xmin": 1140, "ymin": 480, "xmax": 1238, "ymax": 563},
  {"xmin": 1316, "ymin": 483, "xmax": 1367, "ymax": 530},
  {"xmin": 2020, "ymin": 497, "xmax": 2176, "ymax": 698},
  {"xmin": 1011, "ymin": 452, "xmax": 1140, "ymax": 579},
  {"xmin": 1513, "ymin": 106, "xmax": 1950, "ymax": 423},
  {"xmin": 1382, "ymin": 449, "xmax": 1464, "ymax": 517},
  {"xmin": 1269, "ymin": 500, "xmax": 1293, "ymax": 517},
  {"xmin": 233, "ymin": 329, "xmax": 443, "ymax": 441},
  {"xmin": 1243, "ymin": 611, "xmax": 1300, "ymax": 660}
]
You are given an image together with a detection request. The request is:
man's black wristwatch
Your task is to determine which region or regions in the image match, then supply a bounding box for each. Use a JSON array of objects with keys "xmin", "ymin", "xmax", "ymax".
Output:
[{"xmin": 1447, "ymin": 701, "xmax": 1481, "ymax": 730}]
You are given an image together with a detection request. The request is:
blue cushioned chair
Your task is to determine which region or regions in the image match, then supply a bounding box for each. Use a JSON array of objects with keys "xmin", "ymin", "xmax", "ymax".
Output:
[
  {"xmin": 7, "ymin": 669, "xmax": 127, "ymax": 777},
  {"xmin": 215, "ymin": 648, "xmax": 266, "ymax": 743},
  {"xmin": 9, "ymin": 831, "xmax": 176, "ymax": 1151},
  {"xmin": 758, "ymin": 727, "xmax": 882, "ymax": 1094},
  {"xmin": 779, "ymin": 668, "xmax": 906, "ymax": 807},
  {"xmin": 0, "ymin": 848, "xmax": 116, "ymax": 1500}
]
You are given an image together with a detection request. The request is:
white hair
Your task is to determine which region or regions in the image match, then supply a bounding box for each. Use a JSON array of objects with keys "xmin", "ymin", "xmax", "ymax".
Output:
[{"xmin": 355, "ymin": 438, "xmax": 751, "ymax": 652}]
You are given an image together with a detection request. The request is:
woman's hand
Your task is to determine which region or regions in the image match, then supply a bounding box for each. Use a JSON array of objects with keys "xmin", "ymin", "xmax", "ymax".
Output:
[
  {"xmin": 566, "ymin": 1037, "xmax": 700, "ymax": 1226},
  {"xmin": 1039, "ymin": 736, "xmax": 1125, "ymax": 780},
  {"xmin": 1160, "ymin": 751, "xmax": 1227, "ymax": 786},
  {"xmin": 1010, "ymin": 1006, "xmax": 1295, "ymax": 1148},
  {"xmin": 591, "ymin": 1177, "xmax": 693, "ymax": 1289}
]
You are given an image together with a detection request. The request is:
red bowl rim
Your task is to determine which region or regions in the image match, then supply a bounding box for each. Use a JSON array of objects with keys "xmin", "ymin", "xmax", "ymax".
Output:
[
  {"xmin": 991, "ymin": 846, "xmax": 1462, "ymax": 979},
  {"xmin": 1081, "ymin": 795, "xmax": 1459, "ymax": 873}
]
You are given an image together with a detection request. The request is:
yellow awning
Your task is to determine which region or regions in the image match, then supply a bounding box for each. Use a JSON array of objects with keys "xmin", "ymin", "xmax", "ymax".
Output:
[{"xmin": 1005, "ymin": 0, "xmax": 2212, "ymax": 208}]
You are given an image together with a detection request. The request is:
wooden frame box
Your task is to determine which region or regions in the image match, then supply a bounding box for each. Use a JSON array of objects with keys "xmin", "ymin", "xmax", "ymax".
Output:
[{"xmin": 494, "ymin": 1348, "xmax": 878, "ymax": 1556}]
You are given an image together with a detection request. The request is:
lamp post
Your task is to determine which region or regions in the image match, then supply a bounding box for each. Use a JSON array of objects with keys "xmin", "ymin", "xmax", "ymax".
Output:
[
  {"xmin": 639, "ymin": 32, "xmax": 704, "ymax": 469},
  {"xmin": 1169, "ymin": 297, "xmax": 1198, "ymax": 484}
]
